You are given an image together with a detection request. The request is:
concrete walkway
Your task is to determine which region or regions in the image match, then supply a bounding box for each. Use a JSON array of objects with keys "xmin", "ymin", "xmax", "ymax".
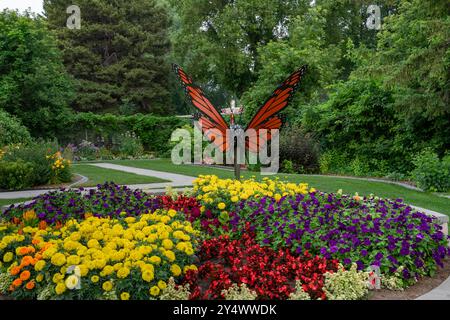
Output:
[
  {"xmin": 417, "ymin": 276, "xmax": 450, "ymax": 300},
  {"xmin": 89, "ymin": 163, "xmax": 195, "ymax": 188},
  {"xmin": 0, "ymin": 163, "xmax": 196, "ymax": 200}
]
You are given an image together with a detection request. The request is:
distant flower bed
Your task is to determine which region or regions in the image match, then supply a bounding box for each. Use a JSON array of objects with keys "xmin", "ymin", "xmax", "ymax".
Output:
[
  {"xmin": 0, "ymin": 176, "xmax": 448, "ymax": 300},
  {"xmin": 2, "ymin": 182, "xmax": 162, "ymax": 226},
  {"xmin": 3, "ymin": 183, "xmax": 203, "ymax": 229}
]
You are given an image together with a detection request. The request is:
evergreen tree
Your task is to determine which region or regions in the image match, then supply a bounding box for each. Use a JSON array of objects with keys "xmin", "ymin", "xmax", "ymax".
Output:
[{"xmin": 44, "ymin": 0, "xmax": 172, "ymax": 114}]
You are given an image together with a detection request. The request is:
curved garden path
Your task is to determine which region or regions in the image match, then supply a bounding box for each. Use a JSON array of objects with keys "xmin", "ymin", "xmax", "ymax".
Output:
[{"xmin": 0, "ymin": 163, "xmax": 195, "ymax": 200}]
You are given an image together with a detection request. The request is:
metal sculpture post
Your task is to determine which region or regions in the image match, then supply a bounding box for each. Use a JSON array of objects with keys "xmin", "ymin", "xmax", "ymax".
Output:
[
  {"xmin": 221, "ymin": 100, "xmax": 243, "ymax": 180},
  {"xmin": 233, "ymin": 138, "xmax": 240, "ymax": 180}
]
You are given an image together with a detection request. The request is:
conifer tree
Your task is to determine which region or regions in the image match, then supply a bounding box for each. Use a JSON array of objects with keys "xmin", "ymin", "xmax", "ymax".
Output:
[{"xmin": 44, "ymin": 0, "xmax": 172, "ymax": 114}]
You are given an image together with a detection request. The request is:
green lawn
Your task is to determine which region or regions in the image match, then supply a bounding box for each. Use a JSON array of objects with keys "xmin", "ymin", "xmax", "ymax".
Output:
[
  {"xmin": 103, "ymin": 159, "xmax": 450, "ymax": 216},
  {"xmin": 73, "ymin": 164, "xmax": 169, "ymax": 187},
  {"xmin": 0, "ymin": 198, "xmax": 32, "ymax": 207}
]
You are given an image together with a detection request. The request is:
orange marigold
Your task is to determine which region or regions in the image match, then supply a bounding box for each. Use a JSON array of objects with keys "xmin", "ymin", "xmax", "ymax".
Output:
[
  {"xmin": 38, "ymin": 221, "xmax": 47, "ymax": 230},
  {"xmin": 20, "ymin": 270, "xmax": 31, "ymax": 281},
  {"xmin": 10, "ymin": 266, "xmax": 21, "ymax": 276},
  {"xmin": 21, "ymin": 256, "xmax": 34, "ymax": 267},
  {"xmin": 18, "ymin": 247, "xmax": 29, "ymax": 255},
  {"xmin": 12, "ymin": 278, "xmax": 22, "ymax": 287},
  {"xmin": 25, "ymin": 280, "xmax": 35, "ymax": 290},
  {"xmin": 23, "ymin": 210, "xmax": 36, "ymax": 221},
  {"xmin": 32, "ymin": 238, "xmax": 40, "ymax": 245}
]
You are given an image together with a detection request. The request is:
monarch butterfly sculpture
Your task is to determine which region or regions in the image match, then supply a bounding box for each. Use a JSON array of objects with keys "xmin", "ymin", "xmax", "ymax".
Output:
[{"xmin": 173, "ymin": 63, "xmax": 307, "ymax": 179}]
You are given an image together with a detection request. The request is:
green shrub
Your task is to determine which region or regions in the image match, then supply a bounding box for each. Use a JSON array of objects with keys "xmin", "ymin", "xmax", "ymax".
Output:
[
  {"xmin": 98, "ymin": 147, "xmax": 114, "ymax": 160},
  {"xmin": 280, "ymin": 127, "xmax": 320, "ymax": 173},
  {"xmin": 281, "ymin": 159, "xmax": 295, "ymax": 174},
  {"xmin": 116, "ymin": 132, "xmax": 144, "ymax": 158},
  {"xmin": 59, "ymin": 113, "xmax": 188, "ymax": 156},
  {"xmin": 350, "ymin": 157, "xmax": 371, "ymax": 177},
  {"xmin": 76, "ymin": 140, "xmax": 100, "ymax": 160},
  {"xmin": 319, "ymin": 150, "xmax": 349, "ymax": 174},
  {"xmin": 411, "ymin": 148, "xmax": 450, "ymax": 192},
  {"xmin": 2, "ymin": 140, "xmax": 72, "ymax": 186},
  {"xmin": 0, "ymin": 160, "xmax": 34, "ymax": 190},
  {"xmin": 0, "ymin": 109, "xmax": 32, "ymax": 147}
]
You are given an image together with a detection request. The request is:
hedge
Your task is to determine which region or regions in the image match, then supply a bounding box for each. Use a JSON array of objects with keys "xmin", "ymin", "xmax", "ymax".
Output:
[{"xmin": 57, "ymin": 113, "xmax": 189, "ymax": 155}]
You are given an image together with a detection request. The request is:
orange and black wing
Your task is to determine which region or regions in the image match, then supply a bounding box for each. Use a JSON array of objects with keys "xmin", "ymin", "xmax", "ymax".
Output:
[
  {"xmin": 245, "ymin": 65, "xmax": 307, "ymax": 152},
  {"xmin": 173, "ymin": 64, "xmax": 229, "ymax": 151}
]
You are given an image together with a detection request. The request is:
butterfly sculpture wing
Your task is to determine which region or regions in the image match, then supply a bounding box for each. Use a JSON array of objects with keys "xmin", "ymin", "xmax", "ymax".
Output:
[
  {"xmin": 173, "ymin": 64, "xmax": 230, "ymax": 151},
  {"xmin": 245, "ymin": 65, "xmax": 307, "ymax": 152}
]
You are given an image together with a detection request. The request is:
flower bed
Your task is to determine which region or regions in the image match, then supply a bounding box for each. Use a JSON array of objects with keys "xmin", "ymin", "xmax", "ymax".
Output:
[
  {"xmin": 0, "ymin": 210, "xmax": 198, "ymax": 300},
  {"xmin": 183, "ymin": 234, "xmax": 338, "ymax": 300},
  {"xmin": 0, "ymin": 175, "xmax": 448, "ymax": 300},
  {"xmin": 228, "ymin": 193, "xmax": 448, "ymax": 286},
  {"xmin": 2, "ymin": 183, "xmax": 161, "ymax": 227}
]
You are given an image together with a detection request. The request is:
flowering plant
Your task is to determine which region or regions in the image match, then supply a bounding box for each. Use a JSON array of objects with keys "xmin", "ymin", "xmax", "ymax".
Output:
[
  {"xmin": 3, "ymin": 183, "xmax": 163, "ymax": 227},
  {"xmin": 182, "ymin": 234, "xmax": 338, "ymax": 300},
  {"xmin": 46, "ymin": 151, "xmax": 72, "ymax": 183},
  {"xmin": 228, "ymin": 192, "xmax": 449, "ymax": 285},
  {"xmin": 0, "ymin": 209, "xmax": 199, "ymax": 300}
]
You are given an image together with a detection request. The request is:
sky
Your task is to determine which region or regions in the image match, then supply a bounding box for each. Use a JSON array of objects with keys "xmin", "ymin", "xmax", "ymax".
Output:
[{"xmin": 0, "ymin": 0, "xmax": 43, "ymax": 13}]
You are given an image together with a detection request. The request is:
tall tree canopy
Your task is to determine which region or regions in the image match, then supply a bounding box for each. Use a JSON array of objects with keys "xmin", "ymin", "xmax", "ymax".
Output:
[
  {"xmin": 169, "ymin": 0, "xmax": 310, "ymax": 97},
  {"xmin": 44, "ymin": 0, "xmax": 172, "ymax": 114},
  {"xmin": 0, "ymin": 10, "xmax": 73, "ymax": 138}
]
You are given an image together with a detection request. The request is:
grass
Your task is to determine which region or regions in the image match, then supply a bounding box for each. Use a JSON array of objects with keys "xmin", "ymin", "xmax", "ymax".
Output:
[
  {"xmin": 103, "ymin": 159, "xmax": 450, "ymax": 216},
  {"xmin": 73, "ymin": 164, "xmax": 169, "ymax": 187},
  {"xmin": 0, "ymin": 198, "xmax": 32, "ymax": 208}
]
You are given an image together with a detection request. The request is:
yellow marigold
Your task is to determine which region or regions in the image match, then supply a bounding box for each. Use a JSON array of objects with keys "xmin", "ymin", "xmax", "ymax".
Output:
[
  {"xmin": 120, "ymin": 292, "xmax": 130, "ymax": 300},
  {"xmin": 173, "ymin": 231, "xmax": 185, "ymax": 240},
  {"xmin": 141, "ymin": 269, "xmax": 154, "ymax": 282},
  {"xmin": 117, "ymin": 267, "xmax": 130, "ymax": 279},
  {"xmin": 149, "ymin": 286, "xmax": 160, "ymax": 296},
  {"xmin": 101, "ymin": 265, "xmax": 114, "ymax": 277},
  {"xmin": 171, "ymin": 264, "xmax": 182, "ymax": 277},
  {"xmin": 217, "ymin": 202, "xmax": 226, "ymax": 210},
  {"xmin": 167, "ymin": 209, "xmax": 177, "ymax": 217},
  {"xmin": 102, "ymin": 281, "xmax": 113, "ymax": 292},
  {"xmin": 149, "ymin": 255, "xmax": 161, "ymax": 265},
  {"xmin": 36, "ymin": 274, "xmax": 44, "ymax": 282},
  {"xmin": 53, "ymin": 273, "xmax": 64, "ymax": 284},
  {"xmin": 231, "ymin": 196, "xmax": 239, "ymax": 203},
  {"xmin": 34, "ymin": 260, "xmax": 46, "ymax": 272},
  {"xmin": 162, "ymin": 239, "xmax": 174, "ymax": 250},
  {"xmin": 3, "ymin": 252, "xmax": 13, "ymax": 263},
  {"xmin": 51, "ymin": 253, "xmax": 66, "ymax": 266},
  {"xmin": 157, "ymin": 280, "xmax": 167, "ymax": 290},
  {"xmin": 91, "ymin": 275, "xmax": 99, "ymax": 283},
  {"xmin": 55, "ymin": 282, "xmax": 66, "ymax": 295},
  {"xmin": 185, "ymin": 247, "xmax": 194, "ymax": 256},
  {"xmin": 67, "ymin": 255, "xmax": 80, "ymax": 266},
  {"xmin": 164, "ymin": 250, "xmax": 176, "ymax": 262},
  {"xmin": 87, "ymin": 239, "xmax": 100, "ymax": 249},
  {"xmin": 176, "ymin": 242, "xmax": 187, "ymax": 251},
  {"xmin": 78, "ymin": 264, "xmax": 89, "ymax": 276}
]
